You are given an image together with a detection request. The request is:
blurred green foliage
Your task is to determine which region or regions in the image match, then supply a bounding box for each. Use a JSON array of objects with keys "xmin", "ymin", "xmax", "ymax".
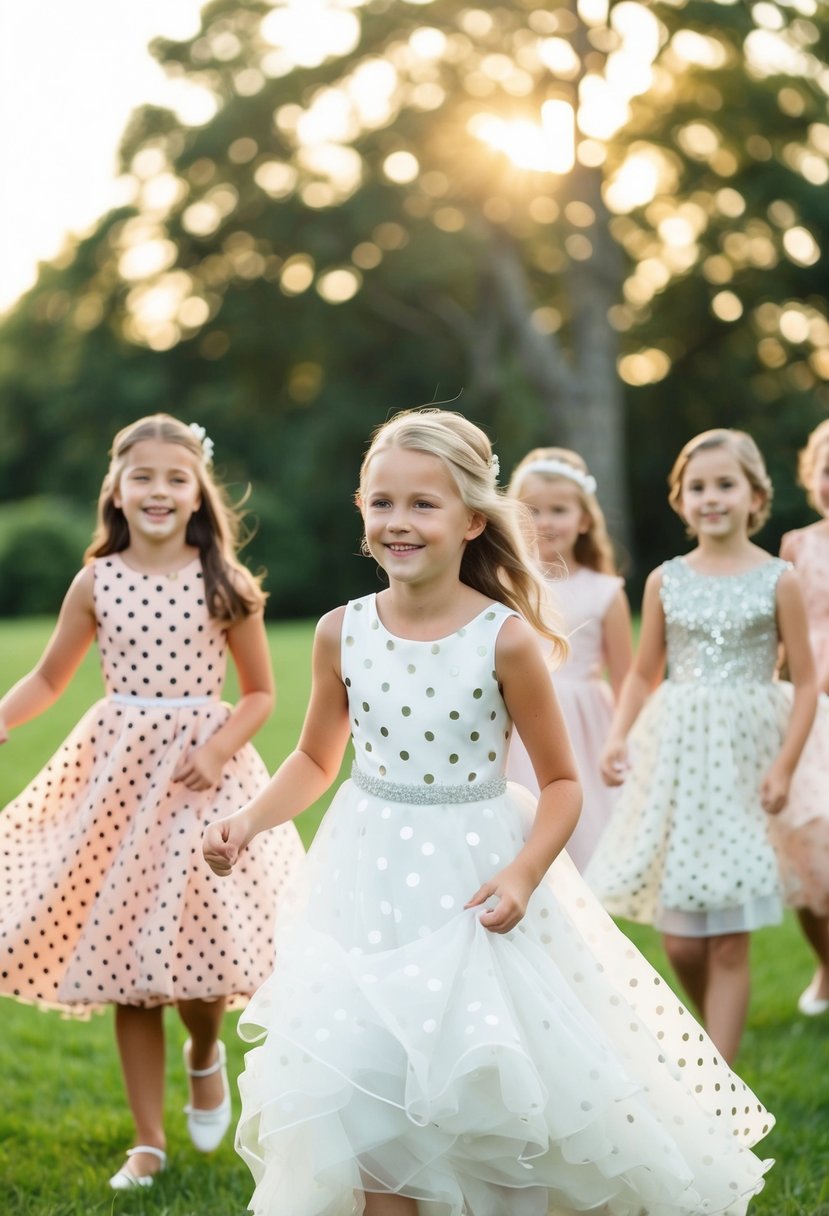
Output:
[
  {"xmin": 1, "ymin": 0, "xmax": 828, "ymax": 614},
  {"xmin": 0, "ymin": 498, "xmax": 93, "ymax": 615}
]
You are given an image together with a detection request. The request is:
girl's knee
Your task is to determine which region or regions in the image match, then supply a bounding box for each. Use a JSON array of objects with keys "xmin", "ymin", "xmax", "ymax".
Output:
[
  {"xmin": 663, "ymin": 934, "xmax": 706, "ymax": 969},
  {"xmin": 708, "ymin": 933, "xmax": 750, "ymax": 968}
]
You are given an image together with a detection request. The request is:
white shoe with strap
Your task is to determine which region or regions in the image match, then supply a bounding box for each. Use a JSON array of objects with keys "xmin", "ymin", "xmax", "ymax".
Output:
[
  {"xmin": 798, "ymin": 977, "xmax": 829, "ymax": 1016},
  {"xmin": 183, "ymin": 1038, "xmax": 232, "ymax": 1153},
  {"xmin": 109, "ymin": 1144, "xmax": 167, "ymax": 1189}
]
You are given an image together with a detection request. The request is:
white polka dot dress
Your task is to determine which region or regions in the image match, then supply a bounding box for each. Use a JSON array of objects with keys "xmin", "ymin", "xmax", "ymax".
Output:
[
  {"xmin": 236, "ymin": 593, "xmax": 772, "ymax": 1216},
  {"xmin": 587, "ymin": 558, "xmax": 790, "ymax": 937},
  {"xmin": 0, "ymin": 555, "xmax": 304, "ymax": 1013}
]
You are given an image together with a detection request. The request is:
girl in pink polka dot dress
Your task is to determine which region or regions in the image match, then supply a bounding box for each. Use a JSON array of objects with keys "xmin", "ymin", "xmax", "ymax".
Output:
[
  {"xmin": 768, "ymin": 419, "xmax": 829, "ymax": 1016},
  {"xmin": 0, "ymin": 415, "xmax": 304, "ymax": 1189},
  {"xmin": 205, "ymin": 410, "xmax": 774, "ymax": 1216}
]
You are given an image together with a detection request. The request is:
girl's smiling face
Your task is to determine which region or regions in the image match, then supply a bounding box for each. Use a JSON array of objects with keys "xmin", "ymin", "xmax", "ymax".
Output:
[
  {"xmin": 518, "ymin": 474, "xmax": 588, "ymax": 569},
  {"xmin": 360, "ymin": 446, "xmax": 484, "ymax": 587},
  {"xmin": 679, "ymin": 446, "xmax": 762, "ymax": 540},
  {"xmin": 114, "ymin": 439, "xmax": 202, "ymax": 544}
]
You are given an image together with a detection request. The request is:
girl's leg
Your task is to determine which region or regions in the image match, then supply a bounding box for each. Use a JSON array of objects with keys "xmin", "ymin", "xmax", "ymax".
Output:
[
  {"xmin": 363, "ymin": 1193, "xmax": 419, "ymax": 1215},
  {"xmin": 662, "ymin": 934, "xmax": 708, "ymax": 1015},
  {"xmin": 702, "ymin": 932, "xmax": 751, "ymax": 1064},
  {"xmin": 177, "ymin": 996, "xmax": 228, "ymax": 1110},
  {"xmin": 796, "ymin": 908, "xmax": 829, "ymax": 1001},
  {"xmin": 114, "ymin": 1004, "xmax": 166, "ymax": 1175}
]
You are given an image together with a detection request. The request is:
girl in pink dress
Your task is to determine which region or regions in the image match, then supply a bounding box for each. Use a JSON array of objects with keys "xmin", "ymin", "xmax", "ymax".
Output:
[
  {"xmin": 770, "ymin": 418, "xmax": 829, "ymax": 1015},
  {"xmin": 0, "ymin": 415, "xmax": 304, "ymax": 1188},
  {"xmin": 506, "ymin": 447, "xmax": 632, "ymax": 870}
]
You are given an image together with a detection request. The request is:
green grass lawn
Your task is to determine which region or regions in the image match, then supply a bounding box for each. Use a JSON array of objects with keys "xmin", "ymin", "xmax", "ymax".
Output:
[{"xmin": 1, "ymin": 619, "xmax": 827, "ymax": 1215}]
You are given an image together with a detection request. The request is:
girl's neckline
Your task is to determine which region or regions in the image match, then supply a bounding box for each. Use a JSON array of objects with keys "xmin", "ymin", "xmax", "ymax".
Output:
[
  {"xmin": 677, "ymin": 555, "xmax": 777, "ymax": 580},
  {"xmin": 113, "ymin": 552, "xmax": 201, "ymax": 580},
  {"xmin": 370, "ymin": 593, "xmax": 501, "ymax": 643}
]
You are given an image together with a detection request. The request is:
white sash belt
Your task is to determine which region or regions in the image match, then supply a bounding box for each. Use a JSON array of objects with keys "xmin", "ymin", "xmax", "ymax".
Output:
[{"xmin": 109, "ymin": 693, "xmax": 216, "ymax": 709}]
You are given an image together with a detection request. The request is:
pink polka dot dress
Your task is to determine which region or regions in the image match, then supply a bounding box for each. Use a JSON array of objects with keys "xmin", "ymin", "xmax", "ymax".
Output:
[
  {"xmin": 767, "ymin": 526, "xmax": 829, "ymax": 915},
  {"xmin": 236, "ymin": 594, "xmax": 772, "ymax": 1216},
  {"xmin": 0, "ymin": 555, "xmax": 305, "ymax": 1014}
]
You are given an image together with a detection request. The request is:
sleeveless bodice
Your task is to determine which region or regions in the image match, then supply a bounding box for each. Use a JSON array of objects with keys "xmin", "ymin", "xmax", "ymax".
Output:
[
  {"xmin": 549, "ymin": 568, "xmax": 622, "ymax": 682},
  {"xmin": 342, "ymin": 594, "xmax": 515, "ymax": 791},
  {"xmin": 94, "ymin": 554, "xmax": 227, "ymax": 698},
  {"xmin": 660, "ymin": 557, "xmax": 787, "ymax": 685}
]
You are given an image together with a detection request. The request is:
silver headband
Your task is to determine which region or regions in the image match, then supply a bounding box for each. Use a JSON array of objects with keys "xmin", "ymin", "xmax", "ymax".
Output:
[{"xmin": 518, "ymin": 458, "xmax": 596, "ymax": 495}]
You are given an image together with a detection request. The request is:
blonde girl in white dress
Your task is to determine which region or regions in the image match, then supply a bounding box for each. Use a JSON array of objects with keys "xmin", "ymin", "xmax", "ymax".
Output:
[
  {"xmin": 506, "ymin": 448, "xmax": 632, "ymax": 870},
  {"xmin": 204, "ymin": 410, "xmax": 774, "ymax": 1216},
  {"xmin": 588, "ymin": 429, "xmax": 817, "ymax": 1064}
]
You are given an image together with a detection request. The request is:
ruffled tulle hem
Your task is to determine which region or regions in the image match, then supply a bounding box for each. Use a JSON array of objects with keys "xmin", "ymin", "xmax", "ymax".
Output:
[{"xmin": 237, "ymin": 907, "xmax": 772, "ymax": 1216}]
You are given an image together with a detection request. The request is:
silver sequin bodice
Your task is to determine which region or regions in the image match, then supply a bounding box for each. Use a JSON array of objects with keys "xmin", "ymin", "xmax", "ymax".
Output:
[
  {"xmin": 342, "ymin": 595, "xmax": 515, "ymax": 794},
  {"xmin": 660, "ymin": 557, "xmax": 787, "ymax": 684}
]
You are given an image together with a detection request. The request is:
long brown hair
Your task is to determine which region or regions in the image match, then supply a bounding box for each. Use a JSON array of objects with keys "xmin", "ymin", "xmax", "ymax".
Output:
[
  {"xmin": 508, "ymin": 446, "xmax": 618, "ymax": 575},
  {"xmin": 357, "ymin": 409, "xmax": 567, "ymax": 661},
  {"xmin": 85, "ymin": 414, "xmax": 265, "ymax": 621}
]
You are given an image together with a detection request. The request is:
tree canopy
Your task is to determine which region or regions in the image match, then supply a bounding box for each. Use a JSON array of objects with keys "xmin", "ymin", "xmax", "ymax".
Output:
[{"xmin": 1, "ymin": 0, "xmax": 828, "ymax": 612}]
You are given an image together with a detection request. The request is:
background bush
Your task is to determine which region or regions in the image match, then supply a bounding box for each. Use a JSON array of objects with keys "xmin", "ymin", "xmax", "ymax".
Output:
[{"xmin": 0, "ymin": 498, "xmax": 93, "ymax": 616}]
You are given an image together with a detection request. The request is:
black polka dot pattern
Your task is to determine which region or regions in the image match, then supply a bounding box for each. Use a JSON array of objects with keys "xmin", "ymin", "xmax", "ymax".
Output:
[{"xmin": 0, "ymin": 555, "xmax": 305, "ymax": 1014}]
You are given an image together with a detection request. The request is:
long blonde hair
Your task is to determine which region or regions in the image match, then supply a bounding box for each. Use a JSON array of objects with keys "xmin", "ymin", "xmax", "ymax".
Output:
[
  {"xmin": 508, "ymin": 446, "xmax": 618, "ymax": 575},
  {"xmin": 85, "ymin": 414, "xmax": 265, "ymax": 621},
  {"xmin": 357, "ymin": 409, "xmax": 567, "ymax": 660},
  {"xmin": 667, "ymin": 428, "xmax": 773, "ymax": 536},
  {"xmin": 797, "ymin": 418, "xmax": 829, "ymax": 511}
]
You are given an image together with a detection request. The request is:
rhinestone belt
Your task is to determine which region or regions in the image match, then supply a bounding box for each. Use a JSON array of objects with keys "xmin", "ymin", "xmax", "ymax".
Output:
[{"xmin": 351, "ymin": 763, "xmax": 507, "ymax": 805}]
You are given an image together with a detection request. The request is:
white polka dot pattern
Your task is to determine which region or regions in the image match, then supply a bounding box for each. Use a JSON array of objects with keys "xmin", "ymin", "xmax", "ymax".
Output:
[
  {"xmin": 235, "ymin": 594, "xmax": 773, "ymax": 1216},
  {"xmin": 0, "ymin": 555, "xmax": 305, "ymax": 1013}
]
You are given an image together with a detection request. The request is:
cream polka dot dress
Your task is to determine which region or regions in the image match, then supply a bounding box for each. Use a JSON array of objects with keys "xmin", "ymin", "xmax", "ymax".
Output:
[
  {"xmin": 236, "ymin": 593, "xmax": 772, "ymax": 1216},
  {"xmin": 587, "ymin": 557, "xmax": 790, "ymax": 937},
  {"xmin": 0, "ymin": 555, "xmax": 304, "ymax": 1013}
]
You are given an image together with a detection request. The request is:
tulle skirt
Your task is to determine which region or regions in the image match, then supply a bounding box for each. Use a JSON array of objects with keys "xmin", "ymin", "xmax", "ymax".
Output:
[
  {"xmin": 586, "ymin": 682, "xmax": 789, "ymax": 936},
  {"xmin": 767, "ymin": 689, "xmax": 829, "ymax": 915},
  {"xmin": 0, "ymin": 698, "xmax": 304, "ymax": 1012},
  {"xmin": 237, "ymin": 778, "xmax": 772, "ymax": 1215}
]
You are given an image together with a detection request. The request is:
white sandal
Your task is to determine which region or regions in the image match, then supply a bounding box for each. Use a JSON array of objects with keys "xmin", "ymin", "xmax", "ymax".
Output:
[
  {"xmin": 183, "ymin": 1039, "xmax": 232, "ymax": 1152},
  {"xmin": 798, "ymin": 977, "xmax": 829, "ymax": 1016},
  {"xmin": 109, "ymin": 1144, "xmax": 167, "ymax": 1189}
]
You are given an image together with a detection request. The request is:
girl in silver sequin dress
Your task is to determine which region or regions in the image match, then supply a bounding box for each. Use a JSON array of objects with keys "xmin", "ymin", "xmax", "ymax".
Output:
[
  {"xmin": 205, "ymin": 411, "xmax": 776, "ymax": 1216},
  {"xmin": 588, "ymin": 429, "xmax": 817, "ymax": 1064}
]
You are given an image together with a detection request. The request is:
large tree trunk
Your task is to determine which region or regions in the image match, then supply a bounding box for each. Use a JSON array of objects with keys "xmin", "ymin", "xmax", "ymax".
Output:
[
  {"xmin": 563, "ymin": 162, "xmax": 630, "ymax": 548},
  {"xmin": 485, "ymin": 229, "xmax": 631, "ymax": 552}
]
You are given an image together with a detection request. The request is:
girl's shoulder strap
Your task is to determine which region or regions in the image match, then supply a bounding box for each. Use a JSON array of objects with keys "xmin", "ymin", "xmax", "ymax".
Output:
[
  {"xmin": 343, "ymin": 593, "xmax": 375, "ymax": 625},
  {"xmin": 768, "ymin": 554, "xmax": 793, "ymax": 582},
  {"xmin": 658, "ymin": 555, "xmax": 686, "ymax": 584},
  {"xmin": 780, "ymin": 525, "xmax": 822, "ymax": 565}
]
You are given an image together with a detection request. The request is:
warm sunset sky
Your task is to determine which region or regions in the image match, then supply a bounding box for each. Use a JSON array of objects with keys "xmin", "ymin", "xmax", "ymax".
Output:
[{"xmin": 0, "ymin": 0, "xmax": 205, "ymax": 312}]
